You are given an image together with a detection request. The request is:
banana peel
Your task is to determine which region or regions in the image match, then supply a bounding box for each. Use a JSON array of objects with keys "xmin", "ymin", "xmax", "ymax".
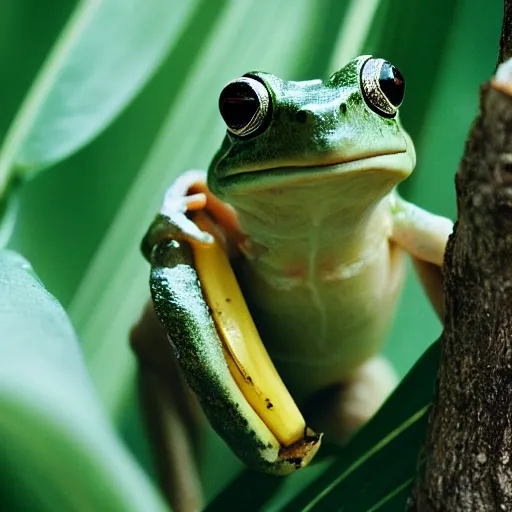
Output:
[{"xmin": 148, "ymin": 216, "xmax": 321, "ymax": 474}]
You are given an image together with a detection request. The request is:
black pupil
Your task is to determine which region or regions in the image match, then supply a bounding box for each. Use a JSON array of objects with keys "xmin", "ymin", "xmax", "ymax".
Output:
[
  {"xmin": 219, "ymin": 82, "xmax": 259, "ymax": 131},
  {"xmin": 379, "ymin": 62, "xmax": 405, "ymax": 107}
]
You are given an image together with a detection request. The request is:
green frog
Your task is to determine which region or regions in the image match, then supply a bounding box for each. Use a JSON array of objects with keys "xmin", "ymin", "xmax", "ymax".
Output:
[{"xmin": 137, "ymin": 55, "xmax": 452, "ymax": 477}]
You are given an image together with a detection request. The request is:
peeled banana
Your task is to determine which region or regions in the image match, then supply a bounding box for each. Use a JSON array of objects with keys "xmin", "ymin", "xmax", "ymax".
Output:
[
  {"xmin": 193, "ymin": 212, "xmax": 307, "ymax": 447},
  {"xmin": 149, "ymin": 212, "xmax": 321, "ymax": 474}
]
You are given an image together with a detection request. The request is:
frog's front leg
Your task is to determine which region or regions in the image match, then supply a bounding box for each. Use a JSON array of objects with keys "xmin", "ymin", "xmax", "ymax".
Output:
[
  {"xmin": 389, "ymin": 193, "xmax": 454, "ymax": 319},
  {"xmin": 133, "ymin": 170, "xmax": 244, "ymax": 511},
  {"xmin": 136, "ymin": 170, "xmax": 322, "ymax": 497},
  {"xmin": 306, "ymin": 356, "xmax": 398, "ymax": 444}
]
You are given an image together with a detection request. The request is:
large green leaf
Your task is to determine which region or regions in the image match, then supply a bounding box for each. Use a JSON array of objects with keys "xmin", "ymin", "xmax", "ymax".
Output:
[
  {"xmin": 0, "ymin": 0, "xmax": 196, "ymax": 198},
  {"xmin": 0, "ymin": 250, "xmax": 167, "ymax": 512},
  {"xmin": 206, "ymin": 341, "xmax": 439, "ymax": 511}
]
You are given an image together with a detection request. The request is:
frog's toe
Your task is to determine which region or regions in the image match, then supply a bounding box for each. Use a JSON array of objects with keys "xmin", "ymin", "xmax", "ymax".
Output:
[{"xmin": 306, "ymin": 356, "xmax": 397, "ymax": 445}]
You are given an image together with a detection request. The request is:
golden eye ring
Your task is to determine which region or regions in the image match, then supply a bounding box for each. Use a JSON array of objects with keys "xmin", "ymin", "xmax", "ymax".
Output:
[{"xmin": 360, "ymin": 57, "xmax": 405, "ymax": 118}]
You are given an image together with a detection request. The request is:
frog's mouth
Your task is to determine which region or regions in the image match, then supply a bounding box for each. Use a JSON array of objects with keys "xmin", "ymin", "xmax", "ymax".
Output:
[{"xmin": 215, "ymin": 151, "xmax": 414, "ymax": 194}]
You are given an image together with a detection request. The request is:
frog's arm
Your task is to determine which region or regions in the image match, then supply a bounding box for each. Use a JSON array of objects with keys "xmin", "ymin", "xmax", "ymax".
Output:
[
  {"xmin": 136, "ymin": 171, "xmax": 321, "ymax": 489},
  {"xmin": 389, "ymin": 193, "xmax": 454, "ymax": 319}
]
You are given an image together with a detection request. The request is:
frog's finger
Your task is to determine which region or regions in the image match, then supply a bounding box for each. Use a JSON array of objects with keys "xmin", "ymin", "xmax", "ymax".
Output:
[
  {"xmin": 184, "ymin": 193, "xmax": 208, "ymax": 211},
  {"xmin": 159, "ymin": 175, "xmax": 214, "ymax": 244},
  {"xmin": 189, "ymin": 181, "xmax": 244, "ymax": 244},
  {"xmin": 163, "ymin": 169, "xmax": 207, "ymax": 200},
  {"xmin": 164, "ymin": 211, "xmax": 215, "ymax": 245},
  {"xmin": 160, "ymin": 193, "xmax": 213, "ymax": 243}
]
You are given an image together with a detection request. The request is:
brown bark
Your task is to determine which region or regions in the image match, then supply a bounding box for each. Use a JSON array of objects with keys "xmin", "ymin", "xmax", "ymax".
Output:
[
  {"xmin": 410, "ymin": 3, "xmax": 512, "ymax": 509},
  {"xmin": 499, "ymin": 0, "xmax": 512, "ymax": 65}
]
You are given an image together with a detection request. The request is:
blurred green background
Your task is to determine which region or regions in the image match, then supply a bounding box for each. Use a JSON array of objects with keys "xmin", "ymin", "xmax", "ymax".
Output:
[{"xmin": 0, "ymin": 0, "xmax": 503, "ymax": 507}]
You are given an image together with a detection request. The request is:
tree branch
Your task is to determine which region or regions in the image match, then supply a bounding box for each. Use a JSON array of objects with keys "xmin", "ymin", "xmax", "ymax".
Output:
[{"xmin": 410, "ymin": 2, "xmax": 512, "ymax": 509}]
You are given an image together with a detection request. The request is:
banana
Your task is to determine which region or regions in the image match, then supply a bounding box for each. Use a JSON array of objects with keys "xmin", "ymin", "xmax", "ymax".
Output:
[
  {"xmin": 148, "ymin": 212, "xmax": 321, "ymax": 474},
  {"xmin": 192, "ymin": 212, "xmax": 307, "ymax": 447}
]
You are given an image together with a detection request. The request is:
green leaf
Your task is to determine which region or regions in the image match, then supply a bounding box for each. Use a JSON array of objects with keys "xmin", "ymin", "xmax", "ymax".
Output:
[
  {"xmin": 328, "ymin": 0, "xmax": 383, "ymax": 70},
  {"xmin": 206, "ymin": 341, "xmax": 440, "ymax": 511},
  {"xmin": 0, "ymin": 179, "xmax": 20, "ymax": 248},
  {"xmin": 0, "ymin": 250, "xmax": 167, "ymax": 512},
  {"xmin": 0, "ymin": 0, "xmax": 196, "ymax": 198}
]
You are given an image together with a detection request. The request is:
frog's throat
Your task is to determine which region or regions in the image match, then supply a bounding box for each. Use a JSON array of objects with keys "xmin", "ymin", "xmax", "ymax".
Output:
[{"xmin": 214, "ymin": 151, "xmax": 413, "ymax": 194}]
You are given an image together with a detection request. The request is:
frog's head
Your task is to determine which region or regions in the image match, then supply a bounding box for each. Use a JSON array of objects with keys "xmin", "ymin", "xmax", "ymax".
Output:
[{"xmin": 207, "ymin": 55, "xmax": 415, "ymax": 206}]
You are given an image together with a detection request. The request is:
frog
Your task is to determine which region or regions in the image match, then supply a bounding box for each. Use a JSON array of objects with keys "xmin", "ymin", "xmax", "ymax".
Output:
[{"xmin": 133, "ymin": 54, "xmax": 453, "ymax": 503}]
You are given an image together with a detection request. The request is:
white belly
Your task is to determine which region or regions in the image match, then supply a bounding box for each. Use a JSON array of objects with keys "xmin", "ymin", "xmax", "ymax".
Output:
[{"xmin": 237, "ymin": 240, "xmax": 405, "ymax": 402}]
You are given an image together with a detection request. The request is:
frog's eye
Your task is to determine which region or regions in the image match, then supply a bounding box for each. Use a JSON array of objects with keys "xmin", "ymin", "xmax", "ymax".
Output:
[
  {"xmin": 360, "ymin": 58, "xmax": 405, "ymax": 118},
  {"xmin": 219, "ymin": 77, "xmax": 271, "ymax": 137}
]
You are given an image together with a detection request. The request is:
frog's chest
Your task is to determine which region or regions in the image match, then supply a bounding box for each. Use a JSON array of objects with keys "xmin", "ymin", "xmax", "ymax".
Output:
[
  {"xmin": 236, "ymin": 236, "xmax": 405, "ymax": 401},
  {"xmin": 228, "ymin": 181, "xmax": 403, "ymax": 399}
]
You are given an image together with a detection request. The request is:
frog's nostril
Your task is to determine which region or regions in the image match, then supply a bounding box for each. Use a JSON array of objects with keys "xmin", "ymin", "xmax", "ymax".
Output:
[
  {"xmin": 340, "ymin": 103, "xmax": 347, "ymax": 115},
  {"xmin": 295, "ymin": 110, "xmax": 308, "ymax": 123}
]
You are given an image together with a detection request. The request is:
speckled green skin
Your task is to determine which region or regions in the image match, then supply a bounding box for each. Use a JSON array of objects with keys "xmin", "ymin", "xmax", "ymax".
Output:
[{"xmin": 149, "ymin": 239, "xmax": 318, "ymax": 472}]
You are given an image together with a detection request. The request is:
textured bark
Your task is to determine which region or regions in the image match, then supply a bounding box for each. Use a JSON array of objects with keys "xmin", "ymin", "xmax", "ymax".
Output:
[
  {"xmin": 499, "ymin": 0, "xmax": 512, "ymax": 65},
  {"xmin": 410, "ymin": 3, "xmax": 512, "ymax": 509}
]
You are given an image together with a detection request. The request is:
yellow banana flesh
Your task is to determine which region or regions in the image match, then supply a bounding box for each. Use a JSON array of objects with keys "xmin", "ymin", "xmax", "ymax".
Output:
[{"xmin": 191, "ymin": 212, "xmax": 306, "ymax": 447}]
